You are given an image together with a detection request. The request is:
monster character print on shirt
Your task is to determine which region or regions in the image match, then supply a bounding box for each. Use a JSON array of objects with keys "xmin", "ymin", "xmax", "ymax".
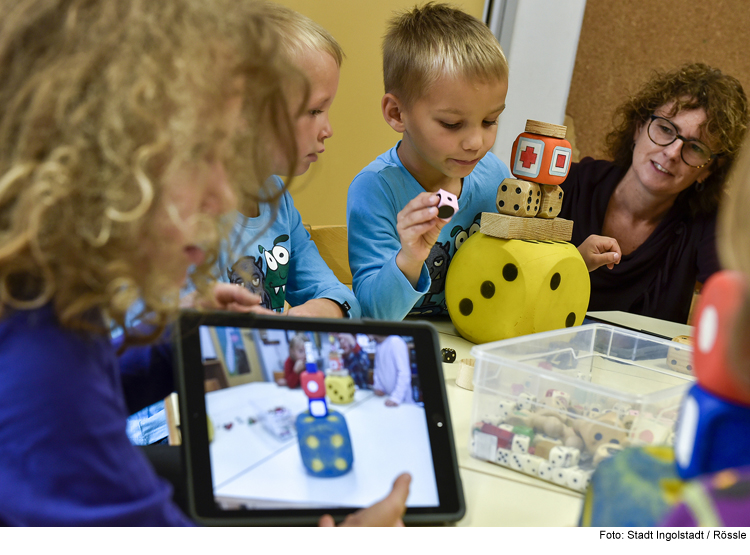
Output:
[
  {"xmin": 227, "ymin": 234, "xmax": 290, "ymax": 312},
  {"xmin": 408, "ymin": 213, "xmax": 482, "ymax": 316},
  {"xmin": 227, "ymin": 255, "xmax": 272, "ymax": 308},
  {"xmin": 259, "ymin": 235, "xmax": 290, "ymax": 311}
]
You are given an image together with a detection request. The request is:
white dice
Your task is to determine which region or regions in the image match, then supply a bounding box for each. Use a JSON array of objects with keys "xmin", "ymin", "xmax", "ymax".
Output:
[
  {"xmin": 496, "ymin": 447, "xmax": 512, "ymax": 467},
  {"xmin": 517, "ymin": 392, "xmax": 537, "ymax": 411},
  {"xmin": 549, "ymin": 446, "xmax": 580, "ymax": 468},
  {"xmin": 511, "ymin": 434, "xmax": 531, "ymax": 454}
]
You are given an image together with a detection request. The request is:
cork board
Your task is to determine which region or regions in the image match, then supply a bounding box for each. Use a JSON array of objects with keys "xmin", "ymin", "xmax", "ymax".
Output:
[{"xmin": 566, "ymin": 0, "xmax": 750, "ymax": 161}]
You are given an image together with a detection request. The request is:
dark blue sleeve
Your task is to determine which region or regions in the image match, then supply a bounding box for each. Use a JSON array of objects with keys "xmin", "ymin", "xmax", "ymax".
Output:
[{"xmin": 116, "ymin": 327, "xmax": 175, "ymax": 415}]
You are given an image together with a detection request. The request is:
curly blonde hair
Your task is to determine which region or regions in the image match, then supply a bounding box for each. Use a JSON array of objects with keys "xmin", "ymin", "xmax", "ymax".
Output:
[
  {"xmin": 0, "ymin": 0, "xmax": 303, "ymax": 343},
  {"xmin": 606, "ymin": 63, "xmax": 748, "ymax": 216},
  {"xmin": 383, "ymin": 2, "xmax": 508, "ymax": 108}
]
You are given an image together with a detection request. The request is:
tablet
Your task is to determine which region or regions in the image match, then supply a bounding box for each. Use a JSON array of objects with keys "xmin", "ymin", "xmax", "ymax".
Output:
[{"xmin": 173, "ymin": 310, "xmax": 465, "ymax": 525}]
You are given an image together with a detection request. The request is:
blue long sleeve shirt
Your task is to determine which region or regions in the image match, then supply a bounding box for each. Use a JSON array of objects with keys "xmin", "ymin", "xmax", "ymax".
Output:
[
  {"xmin": 347, "ymin": 143, "xmax": 510, "ymax": 320},
  {"xmin": 0, "ymin": 306, "xmax": 193, "ymax": 526}
]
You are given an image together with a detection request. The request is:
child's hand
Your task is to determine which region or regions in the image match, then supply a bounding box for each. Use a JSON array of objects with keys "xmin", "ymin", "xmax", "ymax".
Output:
[
  {"xmin": 286, "ymin": 298, "xmax": 346, "ymax": 318},
  {"xmin": 293, "ymin": 358, "xmax": 305, "ymax": 374},
  {"xmin": 395, "ymin": 192, "xmax": 449, "ymax": 286},
  {"xmin": 578, "ymin": 235, "xmax": 622, "ymax": 272},
  {"xmin": 373, "ymin": 389, "xmax": 385, "ymax": 396},
  {"xmin": 318, "ymin": 473, "xmax": 410, "ymax": 527},
  {"xmin": 385, "ymin": 399, "xmax": 399, "ymax": 407},
  {"xmin": 180, "ymin": 283, "xmax": 275, "ymax": 314}
]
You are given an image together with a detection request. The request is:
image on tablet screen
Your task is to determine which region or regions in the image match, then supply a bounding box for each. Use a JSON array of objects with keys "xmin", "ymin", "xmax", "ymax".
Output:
[{"xmin": 197, "ymin": 325, "xmax": 440, "ymax": 510}]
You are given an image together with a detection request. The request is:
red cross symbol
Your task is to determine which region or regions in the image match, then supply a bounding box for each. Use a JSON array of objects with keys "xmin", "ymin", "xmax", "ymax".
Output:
[
  {"xmin": 519, "ymin": 146, "xmax": 538, "ymax": 168},
  {"xmin": 555, "ymin": 153, "xmax": 567, "ymax": 168}
]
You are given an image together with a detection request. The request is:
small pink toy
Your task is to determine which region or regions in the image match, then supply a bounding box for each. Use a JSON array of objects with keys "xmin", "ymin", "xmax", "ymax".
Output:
[{"xmin": 435, "ymin": 188, "xmax": 459, "ymax": 220}]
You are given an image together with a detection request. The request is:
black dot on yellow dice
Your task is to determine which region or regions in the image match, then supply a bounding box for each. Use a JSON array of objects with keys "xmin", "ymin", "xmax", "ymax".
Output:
[{"xmin": 481, "ymin": 280, "xmax": 495, "ymax": 298}]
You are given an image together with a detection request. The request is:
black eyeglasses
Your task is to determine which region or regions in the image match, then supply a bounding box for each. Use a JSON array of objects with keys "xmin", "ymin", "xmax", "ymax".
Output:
[{"xmin": 647, "ymin": 115, "xmax": 718, "ymax": 169}]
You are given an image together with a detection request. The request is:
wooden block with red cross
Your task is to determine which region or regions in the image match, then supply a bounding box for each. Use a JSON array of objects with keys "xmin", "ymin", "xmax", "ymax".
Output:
[{"xmin": 510, "ymin": 120, "xmax": 572, "ymax": 186}]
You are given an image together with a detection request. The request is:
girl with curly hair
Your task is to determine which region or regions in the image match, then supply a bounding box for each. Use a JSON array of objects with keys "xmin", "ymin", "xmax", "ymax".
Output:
[{"xmin": 0, "ymin": 0, "xmax": 408, "ymax": 526}]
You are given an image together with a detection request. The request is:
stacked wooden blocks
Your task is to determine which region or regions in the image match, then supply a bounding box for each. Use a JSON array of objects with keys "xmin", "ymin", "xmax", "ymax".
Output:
[{"xmin": 481, "ymin": 120, "xmax": 574, "ymax": 241}]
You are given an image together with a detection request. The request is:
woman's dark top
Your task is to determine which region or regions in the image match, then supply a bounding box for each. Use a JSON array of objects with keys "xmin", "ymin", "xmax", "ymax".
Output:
[{"xmin": 559, "ymin": 157, "xmax": 720, "ymax": 323}]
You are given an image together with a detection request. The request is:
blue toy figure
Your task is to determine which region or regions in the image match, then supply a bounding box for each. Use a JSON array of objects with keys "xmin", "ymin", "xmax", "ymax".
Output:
[
  {"xmin": 295, "ymin": 340, "xmax": 354, "ymax": 477},
  {"xmin": 296, "ymin": 411, "xmax": 354, "ymax": 477},
  {"xmin": 674, "ymin": 271, "xmax": 750, "ymax": 479}
]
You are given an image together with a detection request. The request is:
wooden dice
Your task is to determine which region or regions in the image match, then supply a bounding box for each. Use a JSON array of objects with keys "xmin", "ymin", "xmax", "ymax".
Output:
[
  {"xmin": 496, "ymin": 178, "xmax": 540, "ymax": 217},
  {"xmin": 538, "ymin": 185, "xmax": 564, "ymax": 219}
]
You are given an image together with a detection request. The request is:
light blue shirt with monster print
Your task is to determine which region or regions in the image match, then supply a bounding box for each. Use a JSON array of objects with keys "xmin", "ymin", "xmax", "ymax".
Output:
[
  {"xmin": 219, "ymin": 176, "xmax": 360, "ymax": 317},
  {"xmin": 124, "ymin": 177, "xmax": 359, "ymax": 446},
  {"xmin": 347, "ymin": 142, "xmax": 510, "ymax": 320}
]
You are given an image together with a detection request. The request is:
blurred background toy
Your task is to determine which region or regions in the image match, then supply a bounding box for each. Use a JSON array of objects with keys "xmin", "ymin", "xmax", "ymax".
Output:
[{"xmin": 674, "ymin": 270, "xmax": 750, "ymax": 479}]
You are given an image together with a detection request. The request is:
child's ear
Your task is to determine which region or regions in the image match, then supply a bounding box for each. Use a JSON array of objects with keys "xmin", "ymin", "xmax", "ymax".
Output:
[{"xmin": 382, "ymin": 93, "xmax": 406, "ymax": 133}]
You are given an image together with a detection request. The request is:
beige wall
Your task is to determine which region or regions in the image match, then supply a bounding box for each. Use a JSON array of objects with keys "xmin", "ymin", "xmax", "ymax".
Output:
[
  {"xmin": 567, "ymin": 0, "xmax": 750, "ymax": 161},
  {"xmin": 278, "ymin": 0, "xmax": 486, "ymax": 225}
]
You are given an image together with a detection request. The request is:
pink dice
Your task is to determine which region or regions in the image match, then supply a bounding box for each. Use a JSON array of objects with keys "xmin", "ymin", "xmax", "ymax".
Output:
[{"xmin": 435, "ymin": 188, "xmax": 459, "ymax": 221}]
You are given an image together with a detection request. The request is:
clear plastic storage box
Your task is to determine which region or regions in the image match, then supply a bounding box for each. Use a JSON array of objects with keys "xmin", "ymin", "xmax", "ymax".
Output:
[{"xmin": 469, "ymin": 324, "xmax": 694, "ymax": 492}]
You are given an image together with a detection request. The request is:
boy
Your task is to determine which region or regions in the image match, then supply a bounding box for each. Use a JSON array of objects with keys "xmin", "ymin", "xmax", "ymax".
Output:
[
  {"xmin": 220, "ymin": 1, "xmax": 358, "ymax": 320},
  {"xmin": 126, "ymin": 2, "xmax": 360, "ymax": 445},
  {"xmin": 347, "ymin": 3, "xmax": 511, "ymax": 320}
]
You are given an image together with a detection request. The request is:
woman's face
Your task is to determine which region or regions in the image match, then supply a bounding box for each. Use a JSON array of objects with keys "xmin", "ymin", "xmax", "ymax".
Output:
[{"xmin": 630, "ymin": 103, "xmax": 716, "ymax": 198}]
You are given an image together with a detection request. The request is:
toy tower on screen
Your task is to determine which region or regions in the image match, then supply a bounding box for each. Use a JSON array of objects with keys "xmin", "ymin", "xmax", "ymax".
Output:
[
  {"xmin": 295, "ymin": 341, "xmax": 354, "ymax": 477},
  {"xmin": 445, "ymin": 120, "xmax": 590, "ymax": 344}
]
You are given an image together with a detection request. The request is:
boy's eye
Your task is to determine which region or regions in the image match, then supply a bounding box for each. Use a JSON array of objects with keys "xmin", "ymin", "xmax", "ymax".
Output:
[
  {"xmin": 483, "ymin": 119, "xmax": 499, "ymax": 127},
  {"xmin": 440, "ymin": 121, "xmax": 461, "ymax": 129},
  {"xmin": 309, "ymin": 109, "xmax": 324, "ymax": 116}
]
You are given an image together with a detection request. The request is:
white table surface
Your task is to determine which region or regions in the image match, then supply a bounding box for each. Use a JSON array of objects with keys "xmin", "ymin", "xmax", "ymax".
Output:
[
  {"xmin": 429, "ymin": 311, "xmax": 692, "ymax": 527},
  {"xmin": 205, "ymin": 382, "xmax": 439, "ymax": 509}
]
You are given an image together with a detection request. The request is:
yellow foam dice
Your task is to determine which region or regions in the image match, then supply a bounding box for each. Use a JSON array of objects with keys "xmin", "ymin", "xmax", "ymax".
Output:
[
  {"xmin": 445, "ymin": 232, "xmax": 590, "ymax": 344},
  {"xmin": 325, "ymin": 374, "xmax": 355, "ymax": 404}
]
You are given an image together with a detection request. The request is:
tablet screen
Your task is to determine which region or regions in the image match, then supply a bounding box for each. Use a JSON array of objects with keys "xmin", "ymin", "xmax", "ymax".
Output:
[
  {"xmin": 175, "ymin": 312, "xmax": 463, "ymax": 525},
  {"xmin": 199, "ymin": 325, "xmax": 438, "ymax": 510}
]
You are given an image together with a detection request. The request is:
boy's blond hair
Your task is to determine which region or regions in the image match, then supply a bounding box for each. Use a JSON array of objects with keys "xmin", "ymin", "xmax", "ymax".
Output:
[
  {"xmin": 257, "ymin": 1, "xmax": 344, "ymax": 68},
  {"xmin": 0, "ymin": 0, "xmax": 300, "ymax": 342},
  {"xmin": 289, "ymin": 333, "xmax": 308, "ymax": 357},
  {"xmin": 383, "ymin": 2, "xmax": 508, "ymax": 107}
]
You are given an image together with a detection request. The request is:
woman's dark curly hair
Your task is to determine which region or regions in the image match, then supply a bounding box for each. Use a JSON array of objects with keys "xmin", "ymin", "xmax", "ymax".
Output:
[{"xmin": 606, "ymin": 63, "xmax": 748, "ymax": 216}]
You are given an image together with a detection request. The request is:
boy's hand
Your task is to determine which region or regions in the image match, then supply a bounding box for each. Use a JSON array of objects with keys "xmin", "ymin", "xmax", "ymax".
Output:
[
  {"xmin": 318, "ymin": 473, "xmax": 410, "ymax": 527},
  {"xmin": 180, "ymin": 283, "xmax": 275, "ymax": 314},
  {"xmin": 293, "ymin": 358, "xmax": 306, "ymax": 374},
  {"xmin": 395, "ymin": 192, "xmax": 449, "ymax": 286},
  {"xmin": 385, "ymin": 399, "xmax": 399, "ymax": 407},
  {"xmin": 578, "ymin": 235, "xmax": 622, "ymax": 272}
]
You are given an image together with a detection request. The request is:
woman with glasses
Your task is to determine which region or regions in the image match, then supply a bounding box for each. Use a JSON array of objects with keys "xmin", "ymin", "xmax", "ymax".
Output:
[{"xmin": 559, "ymin": 63, "xmax": 748, "ymax": 323}]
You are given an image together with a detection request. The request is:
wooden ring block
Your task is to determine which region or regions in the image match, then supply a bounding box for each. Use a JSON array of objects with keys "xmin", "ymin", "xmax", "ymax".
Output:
[
  {"xmin": 525, "ymin": 119, "xmax": 567, "ymax": 139},
  {"xmin": 480, "ymin": 212, "xmax": 574, "ymax": 241},
  {"xmin": 456, "ymin": 358, "xmax": 475, "ymax": 391}
]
